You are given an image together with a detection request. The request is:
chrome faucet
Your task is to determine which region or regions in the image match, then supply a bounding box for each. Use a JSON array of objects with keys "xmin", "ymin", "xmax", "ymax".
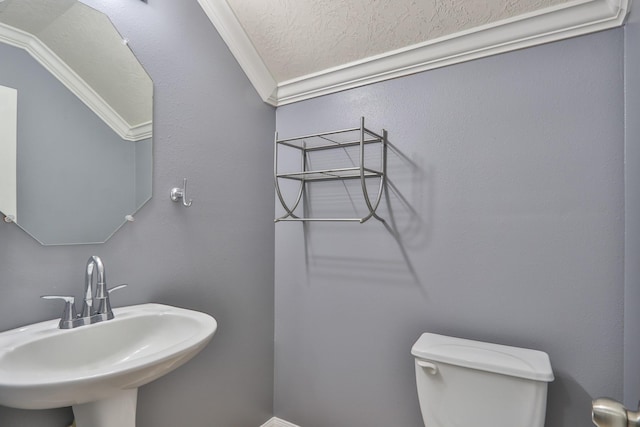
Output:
[
  {"xmin": 81, "ymin": 255, "xmax": 103, "ymax": 318},
  {"xmin": 42, "ymin": 256, "xmax": 126, "ymax": 329},
  {"xmin": 86, "ymin": 255, "xmax": 113, "ymax": 322}
]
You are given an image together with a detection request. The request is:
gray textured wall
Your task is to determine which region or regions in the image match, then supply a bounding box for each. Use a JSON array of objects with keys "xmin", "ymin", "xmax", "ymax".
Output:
[
  {"xmin": 274, "ymin": 29, "xmax": 625, "ymax": 427},
  {"xmin": 0, "ymin": 0, "xmax": 275, "ymax": 425},
  {"xmin": 624, "ymin": 5, "xmax": 640, "ymax": 410}
]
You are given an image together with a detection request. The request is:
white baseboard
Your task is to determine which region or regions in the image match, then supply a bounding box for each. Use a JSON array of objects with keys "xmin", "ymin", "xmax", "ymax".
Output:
[{"xmin": 260, "ymin": 417, "xmax": 301, "ymax": 427}]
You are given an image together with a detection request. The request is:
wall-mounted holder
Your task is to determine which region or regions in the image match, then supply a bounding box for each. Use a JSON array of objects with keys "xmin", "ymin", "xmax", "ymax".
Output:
[
  {"xmin": 170, "ymin": 178, "xmax": 193, "ymax": 207},
  {"xmin": 3, "ymin": 215, "xmax": 15, "ymax": 223},
  {"xmin": 274, "ymin": 117, "xmax": 387, "ymax": 223}
]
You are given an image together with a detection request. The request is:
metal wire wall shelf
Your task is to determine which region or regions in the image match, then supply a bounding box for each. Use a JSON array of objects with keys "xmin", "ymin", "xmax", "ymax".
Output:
[{"xmin": 274, "ymin": 117, "xmax": 387, "ymax": 223}]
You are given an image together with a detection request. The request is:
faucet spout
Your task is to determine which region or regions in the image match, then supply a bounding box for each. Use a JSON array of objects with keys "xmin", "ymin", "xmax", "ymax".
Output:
[
  {"xmin": 82, "ymin": 256, "xmax": 103, "ymax": 317},
  {"xmin": 84, "ymin": 256, "xmax": 112, "ymax": 321}
]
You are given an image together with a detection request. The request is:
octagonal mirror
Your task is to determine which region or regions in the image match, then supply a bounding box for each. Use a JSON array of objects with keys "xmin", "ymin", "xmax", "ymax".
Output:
[{"xmin": 0, "ymin": 0, "xmax": 152, "ymax": 245}]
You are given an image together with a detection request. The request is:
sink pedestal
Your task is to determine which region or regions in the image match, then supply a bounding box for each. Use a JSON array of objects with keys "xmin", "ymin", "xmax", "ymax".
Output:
[{"xmin": 72, "ymin": 389, "xmax": 138, "ymax": 427}]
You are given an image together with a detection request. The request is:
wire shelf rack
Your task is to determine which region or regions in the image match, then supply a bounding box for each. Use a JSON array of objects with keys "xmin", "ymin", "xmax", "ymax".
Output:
[{"xmin": 274, "ymin": 117, "xmax": 387, "ymax": 223}]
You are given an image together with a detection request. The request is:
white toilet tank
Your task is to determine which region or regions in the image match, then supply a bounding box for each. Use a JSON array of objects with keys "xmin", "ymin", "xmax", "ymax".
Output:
[{"xmin": 411, "ymin": 333, "xmax": 554, "ymax": 427}]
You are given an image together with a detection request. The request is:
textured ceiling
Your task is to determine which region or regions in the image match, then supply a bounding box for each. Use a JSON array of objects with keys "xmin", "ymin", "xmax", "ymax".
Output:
[{"xmin": 225, "ymin": 0, "xmax": 572, "ymax": 82}]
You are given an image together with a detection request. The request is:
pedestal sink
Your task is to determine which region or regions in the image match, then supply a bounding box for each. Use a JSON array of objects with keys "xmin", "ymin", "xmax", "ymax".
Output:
[{"xmin": 0, "ymin": 303, "xmax": 217, "ymax": 427}]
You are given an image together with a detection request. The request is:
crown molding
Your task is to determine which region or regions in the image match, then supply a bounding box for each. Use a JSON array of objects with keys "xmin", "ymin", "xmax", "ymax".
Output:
[
  {"xmin": 200, "ymin": 0, "xmax": 631, "ymax": 107},
  {"xmin": 197, "ymin": 0, "xmax": 278, "ymax": 106},
  {"xmin": 0, "ymin": 23, "xmax": 149, "ymax": 142}
]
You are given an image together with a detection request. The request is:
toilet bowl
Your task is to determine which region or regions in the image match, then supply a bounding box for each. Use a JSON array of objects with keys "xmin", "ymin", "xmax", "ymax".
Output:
[{"xmin": 412, "ymin": 333, "xmax": 554, "ymax": 427}]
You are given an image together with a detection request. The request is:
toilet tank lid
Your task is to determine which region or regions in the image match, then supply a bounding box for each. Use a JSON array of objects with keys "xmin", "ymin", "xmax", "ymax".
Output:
[{"xmin": 411, "ymin": 333, "xmax": 554, "ymax": 382}]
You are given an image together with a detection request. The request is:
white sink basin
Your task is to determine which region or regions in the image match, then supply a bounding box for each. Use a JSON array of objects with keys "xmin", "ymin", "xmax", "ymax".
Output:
[{"xmin": 0, "ymin": 303, "xmax": 217, "ymax": 426}]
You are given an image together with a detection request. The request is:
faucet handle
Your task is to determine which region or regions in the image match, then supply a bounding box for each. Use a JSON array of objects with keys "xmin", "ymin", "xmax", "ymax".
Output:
[
  {"xmin": 104, "ymin": 284, "xmax": 127, "ymax": 314},
  {"xmin": 93, "ymin": 284, "xmax": 128, "ymax": 320},
  {"xmin": 41, "ymin": 295, "xmax": 78, "ymax": 329},
  {"xmin": 108, "ymin": 284, "xmax": 128, "ymax": 294}
]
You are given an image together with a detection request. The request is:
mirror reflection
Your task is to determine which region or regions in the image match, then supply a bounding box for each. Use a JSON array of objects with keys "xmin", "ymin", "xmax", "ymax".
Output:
[{"xmin": 0, "ymin": 0, "xmax": 153, "ymax": 245}]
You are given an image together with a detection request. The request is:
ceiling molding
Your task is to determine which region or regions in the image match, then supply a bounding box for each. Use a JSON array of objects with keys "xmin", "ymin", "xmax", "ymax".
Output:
[
  {"xmin": 197, "ymin": 0, "xmax": 278, "ymax": 106},
  {"xmin": 0, "ymin": 23, "xmax": 149, "ymax": 142},
  {"xmin": 200, "ymin": 0, "xmax": 631, "ymax": 107}
]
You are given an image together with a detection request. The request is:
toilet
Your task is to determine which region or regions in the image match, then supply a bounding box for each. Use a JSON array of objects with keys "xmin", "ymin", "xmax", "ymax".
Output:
[{"xmin": 411, "ymin": 333, "xmax": 554, "ymax": 427}]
